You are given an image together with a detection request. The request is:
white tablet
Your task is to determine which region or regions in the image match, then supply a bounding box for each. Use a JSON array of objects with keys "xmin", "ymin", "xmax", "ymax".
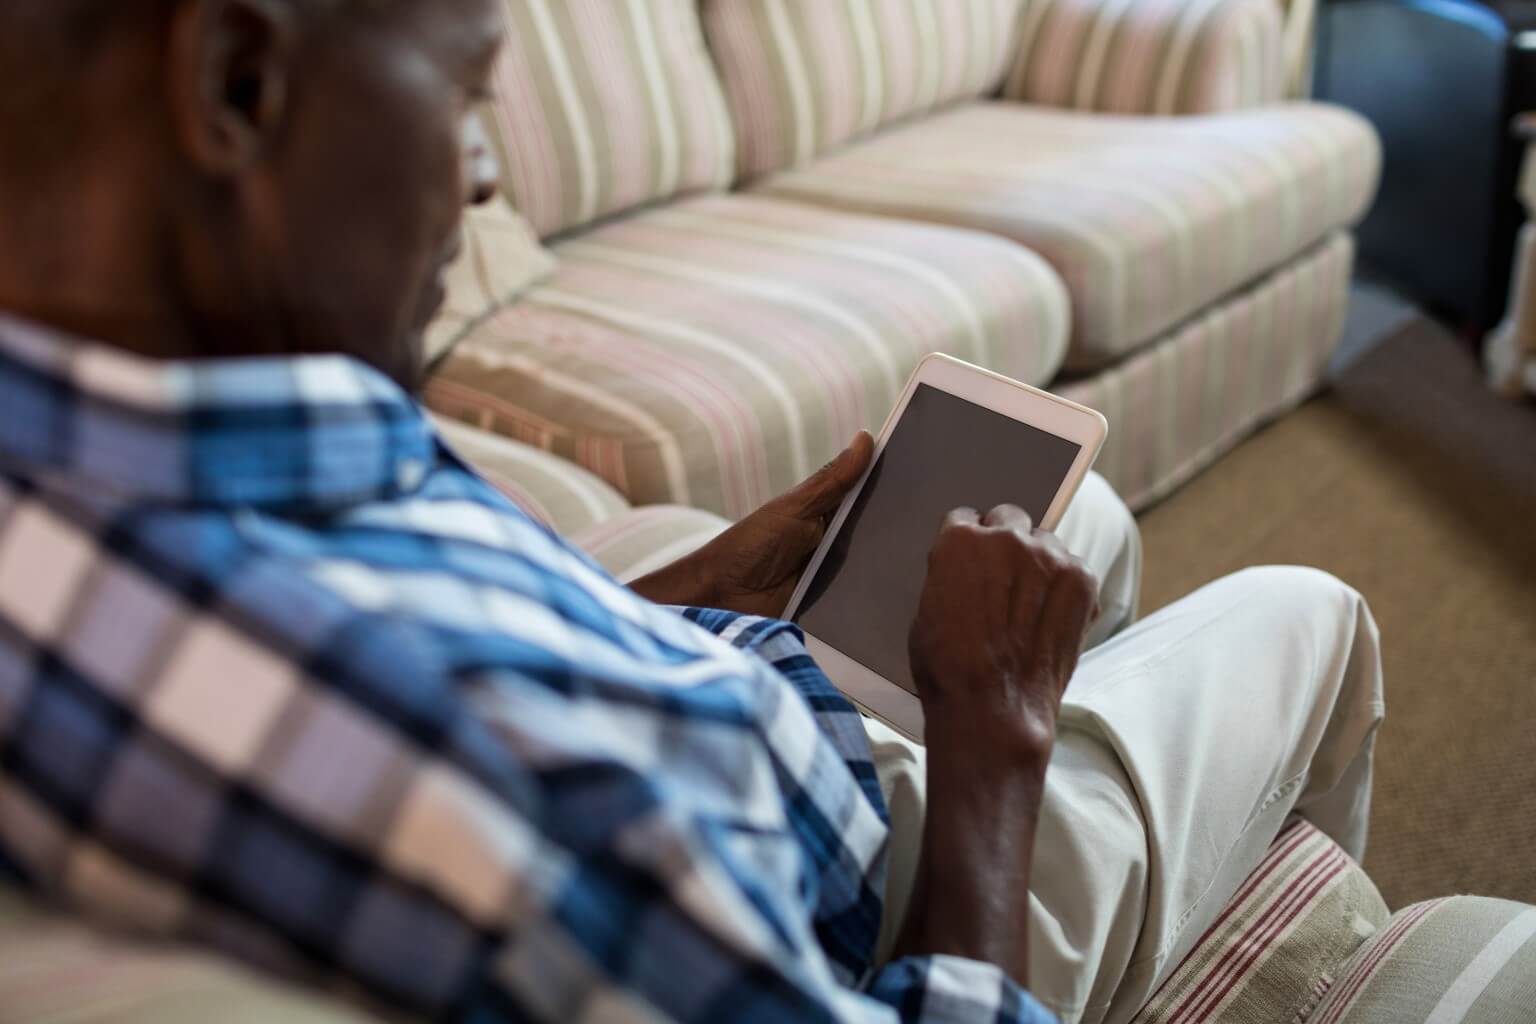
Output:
[{"xmin": 782, "ymin": 354, "xmax": 1107, "ymax": 742}]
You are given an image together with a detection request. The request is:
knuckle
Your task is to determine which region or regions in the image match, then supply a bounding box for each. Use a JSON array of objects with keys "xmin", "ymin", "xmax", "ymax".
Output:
[
  {"xmin": 1018, "ymin": 532, "xmax": 1053, "ymax": 561},
  {"xmin": 993, "ymin": 532, "xmax": 1031, "ymax": 563},
  {"xmin": 1045, "ymin": 539, "xmax": 1077, "ymax": 568},
  {"xmin": 1066, "ymin": 564, "xmax": 1098, "ymax": 599}
]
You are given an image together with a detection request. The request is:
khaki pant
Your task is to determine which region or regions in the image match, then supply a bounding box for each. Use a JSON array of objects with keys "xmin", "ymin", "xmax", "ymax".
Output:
[{"xmin": 866, "ymin": 472, "xmax": 1385, "ymax": 1024}]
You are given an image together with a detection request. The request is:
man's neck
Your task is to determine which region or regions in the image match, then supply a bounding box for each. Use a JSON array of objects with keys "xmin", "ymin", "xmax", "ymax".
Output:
[
  {"xmin": 0, "ymin": 177, "xmax": 203, "ymax": 361},
  {"xmin": 0, "ymin": 298, "xmax": 202, "ymax": 362}
]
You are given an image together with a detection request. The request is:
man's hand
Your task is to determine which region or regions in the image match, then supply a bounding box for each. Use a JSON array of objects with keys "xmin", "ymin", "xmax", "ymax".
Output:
[
  {"xmin": 893, "ymin": 505, "xmax": 1099, "ymax": 986},
  {"xmin": 630, "ymin": 432, "xmax": 874, "ymax": 617},
  {"xmin": 909, "ymin": 505, "xmax": 1100, "ymax": 751}
]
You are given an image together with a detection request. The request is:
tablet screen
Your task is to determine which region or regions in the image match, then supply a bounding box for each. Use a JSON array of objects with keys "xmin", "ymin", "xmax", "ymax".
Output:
[{"xmin": 795, "ymin": 384, "xmax": 1082, "ymax": 695}]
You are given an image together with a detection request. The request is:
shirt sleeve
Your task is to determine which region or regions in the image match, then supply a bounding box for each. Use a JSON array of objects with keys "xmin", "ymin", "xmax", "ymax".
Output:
[{"xmin": 865, "ymin": 956, "xmax": 1059, "ymax": 1023}]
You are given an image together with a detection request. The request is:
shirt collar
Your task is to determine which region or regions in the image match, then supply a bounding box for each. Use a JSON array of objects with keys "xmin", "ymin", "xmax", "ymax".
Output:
[{"xmin": 0, "ymin": 312, "xmax": 438, "ymax": 514}]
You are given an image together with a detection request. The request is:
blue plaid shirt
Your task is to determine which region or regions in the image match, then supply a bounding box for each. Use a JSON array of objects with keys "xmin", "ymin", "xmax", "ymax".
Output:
[{"xmin": 0, "ymin": 313, "xmax": 1052, "ymax": 1023}]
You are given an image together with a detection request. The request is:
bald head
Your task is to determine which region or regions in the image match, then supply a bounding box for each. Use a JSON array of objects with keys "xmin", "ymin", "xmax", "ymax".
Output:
[
  {"xmin": 0, "ymin": 0, "xmax": 369, "ymax": 60},
  {"xmin": 0, "ymin": 4, "xmax": 162, "ymax": 180},
  {"xmin": 0, "ymin": 1, "xmax": 353, "ymax": 156},
  {"xmin": 0, "ymin": 1, "xmax": 159, "ymax": 51},
  {"xmin": 0, "ymin": 0, "xmax": 502, "ymax": 388}
]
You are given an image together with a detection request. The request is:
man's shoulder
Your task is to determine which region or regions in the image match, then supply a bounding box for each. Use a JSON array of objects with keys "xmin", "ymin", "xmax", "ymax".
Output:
[
  {"xmin": 55, "ymin": 475, "xmax": 725, "ymax": 680},
  {"xmin": 0, "ymin": 471, "xmax": 803, "ymax": 772},
  {"xmin": 0, "ymin": 480, "xmax": 459, "ymax": 713},
  {"xmin": 0, "ymin": 478, "xmax": 663, "ymax": 786}
]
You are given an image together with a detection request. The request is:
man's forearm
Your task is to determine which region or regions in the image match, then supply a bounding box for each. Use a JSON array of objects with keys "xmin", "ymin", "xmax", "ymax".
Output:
[{"xmin": 890, "ymin": 722, "xmax": 1050, "ymax": 986}]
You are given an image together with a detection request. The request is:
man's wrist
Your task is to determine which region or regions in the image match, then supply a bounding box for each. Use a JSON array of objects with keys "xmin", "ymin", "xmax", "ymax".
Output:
[
  {"xmin": 920, "ymin": 687, "xmax": 1059, "ymax": 776},
  {"xmin": 630, "ymin": 551, "xmax": 718, "ymax": 608},
  {"xmin": 898, "ymin": 715, "xmax": 1049, "ymax": 985},
  {"xmin": 925, "ymin": 728, "xmax": 1051, "ymax": 799}
]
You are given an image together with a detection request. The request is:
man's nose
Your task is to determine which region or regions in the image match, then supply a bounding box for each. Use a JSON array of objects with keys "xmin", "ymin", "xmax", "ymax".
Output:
[{"xmin": 463, "ymin": 116, "xmax": 501, "ymax": 207}]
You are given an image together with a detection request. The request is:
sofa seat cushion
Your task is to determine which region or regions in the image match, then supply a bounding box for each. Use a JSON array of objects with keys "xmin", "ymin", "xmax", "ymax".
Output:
[
  {"xmin": 754, "ymin": 100, "xmax": 1380, "ymax": 371},
  {"xmin": 1132, "ymin": 817, "xmax": 1390, "ymax": 1024},
  {"xmin": 1057, "ymin": 232, "xmax": 1353, "ymax": 511},
  {"xmin": 1306, "ymin": 896, "xmax": 1536, "ymax": 1023},
  {"xmin": 426, "ymin": 193, "xmax": 1070, "ymax": 519}
]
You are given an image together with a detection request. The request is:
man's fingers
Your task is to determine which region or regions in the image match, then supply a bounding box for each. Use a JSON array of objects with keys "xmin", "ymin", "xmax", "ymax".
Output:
[
  {"xmin": 981, "ymin": 504, "xmax": 1031, "ymax": 532},
  {"xmin": 944, "ymin": 507, "xmax": 982, "ymax": 529},
  {"xmin": 777, "ymin": 431, "xmax": 874, "ymax": 519}
]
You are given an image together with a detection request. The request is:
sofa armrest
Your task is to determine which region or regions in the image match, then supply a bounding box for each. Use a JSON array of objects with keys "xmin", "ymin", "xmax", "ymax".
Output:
[
  {"xmin": 1308, "ymin": 896, "xmax": 1536, "ymax": 1021},
  {"xmin": 1002, "ymin": 0, "xmax": 1285, "ymax": 116},
  {"xmin": 431, "ymin": 415, "xmax": 630, "ymax": 536},
  {"xmin": 0, "ymin": 887, "xmax": 377, "ymax": 1023}
]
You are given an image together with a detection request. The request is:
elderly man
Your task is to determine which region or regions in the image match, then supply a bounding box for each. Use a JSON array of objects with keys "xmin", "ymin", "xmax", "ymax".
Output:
[{"xmin": 0, "ymin": 2, "xmax": 1385, "ymax": 1022}]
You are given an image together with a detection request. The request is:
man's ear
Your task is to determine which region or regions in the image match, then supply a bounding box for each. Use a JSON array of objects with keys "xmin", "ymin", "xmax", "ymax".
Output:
[{"xmin": 166, "ymin": 0, "xmax": 299, "ymax": 173}]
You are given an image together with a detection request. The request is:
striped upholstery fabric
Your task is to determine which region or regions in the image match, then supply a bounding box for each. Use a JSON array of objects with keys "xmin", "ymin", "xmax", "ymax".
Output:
[
  {"xmin": 754, "ymin": 100, "xmax": 1378, "ymax": 371},
  {"xmin": 423, "ymin": 195, "xmax": 556, "ymax": 366},
  {"xmin": 434, "ymin": 418, "xmax": 728, "ymax": 580},
  {"xmin": 1308, "ymin": 897, "xmax": 1536, "ymax": 1023},
  {"xmin": 702, "ymin": 0, "xmax": 1026, "ymax": 181},
  {"xmin": 1003, "ymin": 0, "xmax": 1285, "ymax": 116},
  {"xmin": 483, "ymin": 0, "xmax": 735, "ymax": 239},
  {"xmin": 0, "ymin": 887, "xmax": 371, "ymax": 1024},
  {"xmin": 1057, "ymin": 233, "xmax": 1351, "ymax": 510},
  {"xmin": 1133, "ymin": 818, "xmax": 1389, "ymax": 1024},
  {"xmin": 427, "ymin": 193, "xmax": 1070, "ymax": 519},
  {"xmin": 432, "ymin": 416, "xmax": 627, "ymax": 535},
  {"xmin": 573, "ymin": 505, "xmax": 730, "ymax": 583}
]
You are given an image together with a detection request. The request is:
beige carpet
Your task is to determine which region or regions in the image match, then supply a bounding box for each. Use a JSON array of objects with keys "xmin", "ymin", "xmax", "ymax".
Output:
[{"xmin": 1135, "ymin": 319, "xmax": 1536, "ymax": 911}]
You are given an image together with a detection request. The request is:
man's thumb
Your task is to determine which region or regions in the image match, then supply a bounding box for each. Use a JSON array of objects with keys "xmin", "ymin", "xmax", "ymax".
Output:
[{"xmin": 787, "ymin": 431, "xmax": 874, "ymax": 518}]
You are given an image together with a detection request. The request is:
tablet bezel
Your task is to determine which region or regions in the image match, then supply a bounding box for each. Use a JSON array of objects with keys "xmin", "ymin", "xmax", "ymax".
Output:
[{"xmin": 782, "ymin": 353, "xmax": 1108, "ymax": 742}]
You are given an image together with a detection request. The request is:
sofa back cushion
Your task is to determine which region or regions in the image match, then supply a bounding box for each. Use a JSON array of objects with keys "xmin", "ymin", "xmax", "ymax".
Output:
[
  {"xmin": 484, "ymin": 0, "xmax": 736, "ymax": 239},
  {"xmin": 1001, "ymin": 0, "xmax": 1285, "ymax": 115},
  {"xmin": 703, "ymin": 0, "xmax": 1026, "ymax": 180}
]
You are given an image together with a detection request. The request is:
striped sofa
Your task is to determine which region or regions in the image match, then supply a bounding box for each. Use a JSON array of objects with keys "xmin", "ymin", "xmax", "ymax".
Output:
[
  {"xmin": 425, "ymin": 0, "xmax": 1381, "ymax": 519},
  {"xmin": 0, "ymin": 2, "xmax": 1435, "ymax": 1021}
]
